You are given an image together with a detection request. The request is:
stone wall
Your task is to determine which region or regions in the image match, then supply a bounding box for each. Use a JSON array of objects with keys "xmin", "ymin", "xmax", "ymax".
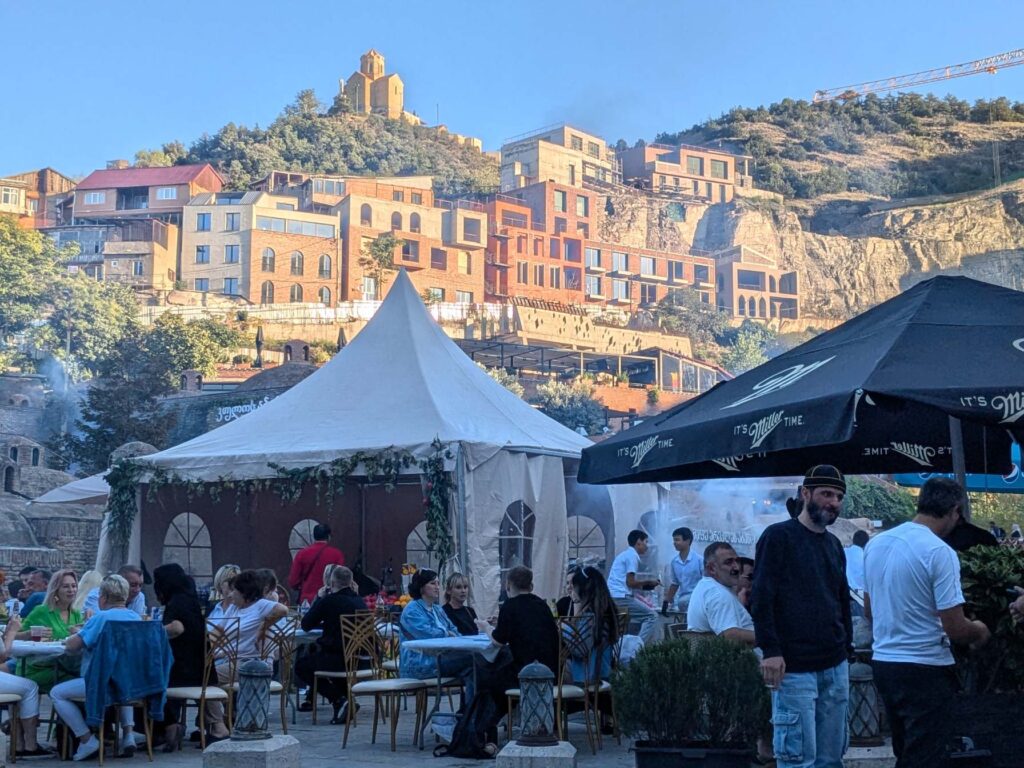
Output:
[
  {"xmin": 20, "ymin": 504, "xmax": 104, "ymax": 575},
  {"xmin": 513, "ymin": 305, "xmax": 693, "ymax": 356}
]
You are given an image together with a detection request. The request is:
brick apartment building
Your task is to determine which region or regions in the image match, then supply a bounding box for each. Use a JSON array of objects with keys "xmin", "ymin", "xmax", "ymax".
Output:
[
  {"xmin": 714, "ymin": 245, "xmax": 800, "ymax": 320},
  {"xmin": 0, "ymin": 168, "xmax": 76, "ymax": 229}
]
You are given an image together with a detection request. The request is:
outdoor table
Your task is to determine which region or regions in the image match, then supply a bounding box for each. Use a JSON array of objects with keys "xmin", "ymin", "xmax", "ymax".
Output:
[
  {"xmin": 9, "ymin": 639, "xmax": 69, "ymax": 679},
  {"xmin": 403, "ymin": 635, "xmax": 499, "ymax": 749}
]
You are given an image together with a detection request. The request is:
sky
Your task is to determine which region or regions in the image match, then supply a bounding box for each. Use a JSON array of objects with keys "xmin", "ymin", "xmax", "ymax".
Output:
[{"xmin": 4, "ymin": 0, "xmax": 1024, "ymax": 177}]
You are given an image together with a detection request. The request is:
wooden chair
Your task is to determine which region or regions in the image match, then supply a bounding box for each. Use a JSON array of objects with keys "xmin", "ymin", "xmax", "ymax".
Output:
[
  {"xmin": 0, "ymin": 693, "xmax": 22, "ymax": 763},
  {"xmin": 164, "ymin": 617, "xmax": 239, "ymax": 749},
  {"xmin": 667, "ymin": 622, "xmax": 687, "ymax": 639},
  {"xmin": 341, "ymin": 613, "xmax": 429, "ymax": 752},
  {"xmin": 309, "ymin": 614, "xmax": 375, "ymax": 725},
  {"xmin": 252, "ymin": 616, "xmax": 297, "ymax": 734}
]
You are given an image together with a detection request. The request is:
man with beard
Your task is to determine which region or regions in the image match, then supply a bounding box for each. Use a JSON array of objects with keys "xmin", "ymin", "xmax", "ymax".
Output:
[
  {"xmin": 687, "ymin": 541, "xmax": 756, "ymax": 647},
  {"xmin": 751, "ymin": 465, "xmax": 853, "ymax": 768}
]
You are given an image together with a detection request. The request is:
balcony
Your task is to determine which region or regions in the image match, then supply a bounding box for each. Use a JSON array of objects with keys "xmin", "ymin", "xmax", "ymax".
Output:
[
  {"xmin": 485, "ymin": 253, "xmax": 511, "ymax": 268},
  {"xmin": 635, "ymin": 271, "xmax": 666, "ymax": 283},
  {"xmin": 585, "ymin": 262, "xmax": 606, "ymax": 274}
]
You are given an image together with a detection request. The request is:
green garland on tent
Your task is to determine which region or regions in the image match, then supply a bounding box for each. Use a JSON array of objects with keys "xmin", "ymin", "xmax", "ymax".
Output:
[{"xmin": 104, "ymin": 441, "xmax": 456, "ymax": 565}]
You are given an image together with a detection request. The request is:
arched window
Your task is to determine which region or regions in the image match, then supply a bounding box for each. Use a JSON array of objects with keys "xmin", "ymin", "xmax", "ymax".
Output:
[
  {"xmin": 4, "ymin": 466, "xmax": 14, "ymax": 493},
  {"xmin": 759, "ymin": 298, "xmax": 767, "ymax": 317},
  {"xmin": 390, "ymin": 212, "xmax": 402, "ymax": 231},
  {"xmin": 31, "ymin": 448, "xmax": 39, "ymax": 467},
  {"xmin": 290, "ymin": 251, "xmax": 304, "ymax": 276},
  {"xmin": 567, "ymin": 514, "xmax": 607, "ymax": 570},
  {"xmin": 499, "ymin": 501, "xmax": 535, "ymax": 600},
  {"xmin": 318, "ymin": 254, "xmax": 331, "ymax": 278},
  {"xmin": 9, "ymin": 447, "xmax": 17, "ymax": 462},
  {"xmin": 260, "ymin": 281, "xmax": 274, "ymax": 304},
  {"xmin": 289, "ymin": 519, "xmax": 322, "ymax": 560},
  {"xmin": 406, "ymin": 520, "xmax": 437, "ymax": 572},
  {"xmin": 161, "ymin": 513, "xmax": 212, "ymax": 582},
  {"xmin": 737, "ymin": 296, "xmax": 746, "ymax": 316},
  {"xmin": 769, "ymin": 275, "xmax": 777, "ymax": 293},
  {"xmin": 289, "ymin": 284, "xmax": 303, "ymax": 303},
  {"xmin": 318, "ymin": 287, "xmax": 332, "ymax": 305},
  {"xmin": 770, "ymin": 301, "xmax": 777, "ymax": 319},
  {"xmin": 262, "ymin": 247, "xmax": 275, "ymax": 272},
  {"xmin": 409, "ymin": 213, "xmax": 421, "ymax": 234},
  {"xmin": 360, "ymin": 204, "xmax": 372, "ymax": 227},
  {"xmin": 747, "ymin": 297, "xmax": 756, "ymax": 317}
]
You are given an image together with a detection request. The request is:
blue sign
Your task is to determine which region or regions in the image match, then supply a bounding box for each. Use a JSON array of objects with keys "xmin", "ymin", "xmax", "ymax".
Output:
[{"xmin": 894, "ymin": 444, "xmax": 1024, "ymax": 493}]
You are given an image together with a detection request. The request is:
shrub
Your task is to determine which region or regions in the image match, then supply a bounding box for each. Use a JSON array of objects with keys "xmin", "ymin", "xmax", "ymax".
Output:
[{"xmin": 231, "ymin": 354, "xmax": 251, "ymax": 365}]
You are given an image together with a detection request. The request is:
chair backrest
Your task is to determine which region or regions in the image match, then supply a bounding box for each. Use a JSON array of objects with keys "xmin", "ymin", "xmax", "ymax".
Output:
[
  {"xmin": 677, "ymin": 629, "xmax": 715, "ymax": 647},
  {"xmin": 667, "ymin": 622, "xmax": 687, "ymax": 638},
  {"xmin": 557, "ymin": 615, "xmax": 598, "ymax": 688},
  {"xmin": 259, "ymin": 615, "xmax": 298, "ymax": 687},
  {"xmin": 340, "ymin": 613, "xmax": 381, "ymax": 677},
  {"xmin": 377, "ymin": 613, "xmax": 401, "ymax": 663},
  {"xmin": 204, "ymin": 616, "xmax": 240, "ymax": 689},
  {"xmin": 615, "ymin": 608, "xmax": 629, "ymax": 638}
]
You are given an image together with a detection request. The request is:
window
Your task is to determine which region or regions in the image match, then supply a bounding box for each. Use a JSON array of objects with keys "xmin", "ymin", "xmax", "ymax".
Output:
[
  {"xmin": 195, "ymin": 245, "xmax": 209, "ymax": 264},
  {"xmin": 260, "ymin": 281, "xmax": 275, "ymax": 303},
  {"xmin": 411, "ymin": 192, "xmax": 423, "ymax": 205},
  {"xmin": 156, "ymin": 187, "xmax": 177, "ymax": 200},
  {"xmin": 362, "ymin": 276, "xmax": 378, "ymax": 299},
  {"xmin": 554, "ymin": 217, "xmax": 567, "ymax": 234},
  {"xmin": 706, "ymin": 182, "xmax": 713, "ymax": 199},
  {"xmin": 455, "ymin": 290, "xmax": 473, "ymax": 303},
  {"xmin": 430, "ymin": 248, "xmax": 447, "ymax": 270},
  {"xmin": 533, "ymin": 238, "xmax": 541, "ymax": 257},
  {"xmin": 612, "ymin": 252, "xmax": 629, "ymax": 272},
  {"xmin": 132, "ymin": 260, "xmax": 144, "ymax": 277},
  {"xmin": 458, "ymin": 251, "xmax": 471, "ymax": 275},
  {"xmin": 517, "ymin": 261, "xmax": 529, "ymax": 285},
  {"xmin": 585, "ymin": 275, "xmax": 602, "ymax": 296},
  {"xmin": 262, "ymin": 247, "xmax": 275, "ymax": 272},
  {"xmin": 585, "ymin": 247, "xmax": 601, "ymax": 269},
  {"xmin": 409, "ymin": 212, "xmax": 421, "ymax": 233},
  {"xmin": 360, "ymin": 204, "xmax": 372, "ymax": 226},
  {"xmin": 1, "ymin": 187, "xmax": 22, "ymax": 206},
  {"xmin": 288, "ymin": 519, "xmax": 322, "ymax": 559},
  {"xmin": 640, "ymin": 283, "xmax": 657, "ymax": 305},
  {"xmin": 83, "ymin": 191, "xmax": 105, "ymax": 205},
  {"xmin": 195, "ymin": 278, "xmax": 209, "ymax": 292},
  {"xmin": 738, "ymin": 297, "xmax": 746, "ymax": 316},
  {"xmin": 27, "ymin": 198, "xmax": 37, "ymax": 213},
  {"xmin": 290, "ymin": 251, "xmax": 304, "ymax": 276},
  {"xmin": 462, "ymin": 218, "xmax": 481, "ymax": 243},
  {"xmin": 392, "ymin": 190, "xmax": 405, "ymax": 202},
  {"xmin": 224, "ymin": 244, "xmax": 239, "ymax": 263},
  {"xmin": 223, "ymin": 277, "xmax": 239, "ymax": 295},
  {"xmin": 737, "ymin": 269, "xmax": 763, "ymax": 290},
  {"xmin": 686, "ymin": 156, "xmax": 704, "ymax": 176},
  {"xmin": 318, "ymin": 254, "xmax": 332, "ymax": 277},
  {"xmin": 402, "ymin": 239, "xmax": 419, "ymax": 261},
  {"xmin": 668, "ymin": 260, "xmax": 685, "ymax": 282},
  {"xmin": 9, "ymin": 447, "xmax": 17, "ymax": 461},
  {"xmin": 550, "ymin": 267, "xmax": 561, "ymax": 289},
  {"xmin": 318, "ymin": 287, "xmax": 332, "ymax": 305},
  {"xmin": 570, "ymin": 135, "xmax": 583, "ymax": 151},
  {"xmin": 276, "ymin": 202, "xmax": 295, "ymax": 211},
  {"xmin": 659, "ymin": 175, "xmax": 667, "ymax": 188},
  {"xmin": 533, "ymin": 264, "xmax": 545, "ymax": 287},
  {"xmin": 406, "ymin": 521, "xmax": 438, "ymax": 572},
  {"xmin": 612, "ymin": 279, "xmax": 629, "ymax": 301},
  {"xmin": 161, "ymin": 513, "xmax": 212, "ymax": 583},
  {"xmin": 694, "ymin": 264, "xmax": 710, "ymax": 283},
  {"xmin": 587, "ymin": 141, "xmax": 600, "ymax": 159},
  {"xmin": 391, "ymin": 211, "xmax": 402, "ymax": 231},
  {"xmin": 568, "ymin": 515, "xmax": 607, "ymax": 569},
  {"xmin": 196, "ymin": 213, "xmax": 211, "ymax": 232},
  {"xmin": 225, "ymin": 212, "xmax": 240, "ymax": 231},
  {"xmin": 31, "ymin": 448, "xmax": 39, "ymax": 467},
  {"xmin": 553, "ymin": 190, "xmax": 567, "ymax": 212},
  {"xmin": 272, "ymin": 219, "xmax": 334, "ymax": 238},
  {"xmin": 549, "ymin": 238, "xmax": 559, "ymax": 258},
  {"xmin": 499, "ymin": 501, "xmax": 535, "ymax": 599},
  {"xmin": 576, "ymin": 195, "xmax": 589, "ymax": 217},
  {"xmin": 289, "ymin": 284, "xmax": 303, "ymax": 302},
  {"xmin": 710, "ymin": 159, "xmax": 729, "ymax": 179},
  {"xmin": 640, "ymin": 256, "xmax": 656, "ymax": 276},
  {"xmin": 426, "ymin": 287, "xmax": 445, "ymax": 302}
]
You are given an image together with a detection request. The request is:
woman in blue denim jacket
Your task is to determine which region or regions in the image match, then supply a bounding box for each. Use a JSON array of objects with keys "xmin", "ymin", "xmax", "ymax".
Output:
[
  {"xmin": 399, "ymin": 569, "xmax": 476, "ymax": 699},
  {"xmin": 564, "ymin": 565, "xmax": 618, "ymax": 684}
]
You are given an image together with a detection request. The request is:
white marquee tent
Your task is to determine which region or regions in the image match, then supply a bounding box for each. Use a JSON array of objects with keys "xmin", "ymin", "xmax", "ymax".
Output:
[{"xmin": 116, "ymin": 270, "xmax": 656, "ymax": 613}]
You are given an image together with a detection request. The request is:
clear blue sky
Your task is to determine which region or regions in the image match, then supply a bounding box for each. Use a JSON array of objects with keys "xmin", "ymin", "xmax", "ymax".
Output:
[{"xmin": 4, "ymin": 0, "xmax": 1024, "ymax": 177}]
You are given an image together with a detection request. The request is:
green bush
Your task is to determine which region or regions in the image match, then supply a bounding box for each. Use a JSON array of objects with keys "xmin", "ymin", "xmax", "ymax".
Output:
[
  {"xmin": 841, "ymin": 476, "xmax": 915, "ymax": 527},
  {"xmin": 613, "ymin": 636, "xmax": 769, "ymax": 747}
]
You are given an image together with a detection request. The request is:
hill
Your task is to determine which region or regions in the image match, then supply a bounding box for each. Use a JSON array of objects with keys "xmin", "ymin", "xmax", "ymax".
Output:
[
  {"xmin": 137, "ymin": 90, "xmax": 499, "ymax": 197},
  {"xmin": 656, "ymin": 94, "xmax": 1024, "ymax": 200}
]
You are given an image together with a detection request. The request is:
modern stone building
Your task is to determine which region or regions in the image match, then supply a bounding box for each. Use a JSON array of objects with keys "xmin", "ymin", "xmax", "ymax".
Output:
[
  {"xmin": 619, "ymin": 142, "xmax": 755, "ymax": 204},
  {"xmin": 500, "ymin": 124, "xmax": 621, "ymax": 191},
  {"xmin": 713, "ymin": 245, "xmax": 800, "ymax": 320}
]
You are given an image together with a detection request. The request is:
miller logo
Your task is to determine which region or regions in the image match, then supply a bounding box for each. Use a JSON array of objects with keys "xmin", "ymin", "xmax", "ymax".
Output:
[
  {"xmin": 1013, "ymin": 337, "xmax": 1024, "ymax": 353},
  {"xmin": 628, "ymin": 435, "xmax": 660, "ymax": 469},
  {"xmin": 712, "ymin": 456, "xmax": 743, "ymax": 472},
  {"xmin": 722, "ymin": 356, "xmax": 836, "ymax": 410},
  {"xmin": 890, "ymin": 442, "xmax": 937, "ymax": 467},
  {"xmin": 748, "ymin": 411, "xmax": 784, "ymax": 449},
  {"xmin": 992, "ymin": 392, "xmax": 1024, "ymax": 423}
]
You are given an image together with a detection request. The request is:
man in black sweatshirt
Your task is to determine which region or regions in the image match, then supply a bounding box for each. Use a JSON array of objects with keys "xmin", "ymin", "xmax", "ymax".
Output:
[{"xmin": 750, "ymin": 465, "xmax": 853, "ymax": 768}]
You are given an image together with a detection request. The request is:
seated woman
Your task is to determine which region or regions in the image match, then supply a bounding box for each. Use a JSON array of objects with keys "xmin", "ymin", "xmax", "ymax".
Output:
[
  {"xmin": 205, "ymin": 570, "xmax": 288, "ymax": 740},
  {"xmin": 441, "ymin": 572, "xmax": 479, "ymax": 636},
  {"xmin": 294, "ymin": 566, "xmax": 365, "ymax": 722},
  {"xmin": 206, "ymin": 564, "xmax": 240, "ymax": 620},
  {"xmin": 51, "ymin": 575, "xmax": 140, "ymax": 761},
  {"xmin": 0, "ymin": 616, "xmax": 53, "ymax": 757},
  {"xmin": 18, "ymin": 569, "xmax": 82, "ymax": 693},
  {"xmin": 153, "ymin": 563, "xmax": 205, "ymax": 753},
  {"xmin": 399, "ymin": 569, "xmax": 477, "ymax": 700},
  {"xmin": 565, "ymin": 565, "xmax": 618, "ymax": 684}
]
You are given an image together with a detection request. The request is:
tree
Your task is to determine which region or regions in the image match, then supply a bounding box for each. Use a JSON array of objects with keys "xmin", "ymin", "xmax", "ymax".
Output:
[
  {"xmin": 133, "ymin": 141, "xmax": 188, "ymax": 168},
  {"xmin": 841, "ymin": 477, "xmax": 916, "ymax": 527},
  {"xmin": 0, "ymin": 216, "xmax": 66, "ymax": 337},
  {"xmin": 531, "ymin": 378, "xmax": 605, "ymax": 435},
  {"xmin": 720, "ymin": 321, "xmax": 776, "ymax": 375},
  {"xmin": 358, "ymin": 233, "xmax": 398, "ymax": 299},
  {"xmin": 144, "ymin": 314, "xmax": 229, "ymax": 386},
  {"xmin": 651, "ymin": 288, "xmax": 730, "ymax": 348},
  {"xmin": 327, "ymin": 91, "xmax": 353, "ymax": 117},
  {"xmin": 476, "ymin": 362, "xmax": 524, "ymax": 398}
]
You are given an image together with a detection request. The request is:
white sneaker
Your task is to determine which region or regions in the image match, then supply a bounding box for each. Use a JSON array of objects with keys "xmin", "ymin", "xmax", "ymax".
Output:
[
  {"xmin": 118, "ymin": 731, "xmax": 136, "ymax": 757},
  {"xmin": 73, "ymin": 736, "xmax": 100, "ymax": 762}
]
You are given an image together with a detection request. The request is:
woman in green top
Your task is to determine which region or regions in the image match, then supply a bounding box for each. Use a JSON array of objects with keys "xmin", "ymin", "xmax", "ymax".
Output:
[{"xmin": 18, "ymin": 569, "xmax": 82, "ymax": 692}]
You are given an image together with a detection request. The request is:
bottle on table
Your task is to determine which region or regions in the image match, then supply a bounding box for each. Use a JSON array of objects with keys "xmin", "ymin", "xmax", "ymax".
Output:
[{"xmin": 299, "ymin": 599, "xmax": 311, "ymax": 618}]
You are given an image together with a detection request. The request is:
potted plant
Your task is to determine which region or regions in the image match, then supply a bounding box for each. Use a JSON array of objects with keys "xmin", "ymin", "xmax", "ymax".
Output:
[
  {"xmin": 613, "ymin": 636, "xmax": 769, "ymax": 767},
  {"xmin": 952, "ymin": 544, "xmax": 1024, "ymax": 767}
]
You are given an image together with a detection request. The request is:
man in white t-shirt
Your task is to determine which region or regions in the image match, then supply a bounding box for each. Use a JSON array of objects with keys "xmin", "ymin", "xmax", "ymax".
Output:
[
  {"xmin": 606, "ymin": 529, "xmax": 660, "ymax": 644},
  {"xmin": 687, "ymin": 541, "xmax": 756, "ymax": 647},
  {"xmin": 865, "ymin": 477, "xmax": 990, "ymax": 768}
]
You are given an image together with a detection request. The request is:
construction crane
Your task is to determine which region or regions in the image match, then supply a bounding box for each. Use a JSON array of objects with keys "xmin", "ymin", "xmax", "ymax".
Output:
[{"xmin": 813, "ymin": 48, "xmax": 1024, "ymax": 102}]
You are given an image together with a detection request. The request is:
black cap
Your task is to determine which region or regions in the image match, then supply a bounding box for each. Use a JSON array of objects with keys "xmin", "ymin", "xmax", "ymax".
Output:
[{"xmin": 803, "ymin": 465, "xmax": 846, "ymax": 494}]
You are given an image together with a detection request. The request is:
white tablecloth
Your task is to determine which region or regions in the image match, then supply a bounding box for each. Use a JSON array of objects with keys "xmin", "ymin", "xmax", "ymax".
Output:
[
  {"xmin": 9, "ymin": 640, "xmax": 66, "ymax": 659},
  {"xmin": 403, "ymin": 635, "xmax": 499, "ymax": 661}
]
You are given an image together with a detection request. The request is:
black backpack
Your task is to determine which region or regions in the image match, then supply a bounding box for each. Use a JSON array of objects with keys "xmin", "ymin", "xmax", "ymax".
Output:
[{"xmin": 433, "ymin": 692, "xmax": 501, "ymax": 760}]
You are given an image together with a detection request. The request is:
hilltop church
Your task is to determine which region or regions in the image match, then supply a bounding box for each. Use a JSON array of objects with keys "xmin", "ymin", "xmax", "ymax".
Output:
[{"xmin": 341, "ymin": 49, "xmax": 422, "ymax": 125}]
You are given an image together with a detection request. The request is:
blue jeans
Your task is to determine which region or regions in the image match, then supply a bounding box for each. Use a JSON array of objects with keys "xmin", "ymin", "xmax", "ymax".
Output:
[
  {"xmin": 613, "ymin": 597, "xmax": 658, "ymax": 645},
  {"xmin": 772, "ymin": 660, "xmax": 849, "ymax": 768}
]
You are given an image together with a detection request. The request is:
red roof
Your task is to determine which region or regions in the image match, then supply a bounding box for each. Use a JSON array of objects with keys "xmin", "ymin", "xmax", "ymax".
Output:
[{"xmin": 76, "ymin": 164, "xmax": 224, "ymax": 191}]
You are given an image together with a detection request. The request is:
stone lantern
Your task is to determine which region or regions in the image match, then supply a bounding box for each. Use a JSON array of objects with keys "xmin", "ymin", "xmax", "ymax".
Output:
[
  {"xmin": 516, "ymin": 662, "xmax": 557, "ymax": 747},
  {"xmin": 232, "ymin": 660, "xmax": 272, "ymax": 741}
]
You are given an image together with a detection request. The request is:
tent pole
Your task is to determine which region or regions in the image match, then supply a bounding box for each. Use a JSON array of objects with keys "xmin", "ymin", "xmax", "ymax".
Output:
[
  {"xmin": 360, "ymin": 483, "xmax": 367, "ymax": 568},
  {"xmin": 455, "ymin": 443, "xmax": 468, "ymax": 576},
  {"xmin": 948, "ymin": 415, "xmax": 972, "ymax": 521}
]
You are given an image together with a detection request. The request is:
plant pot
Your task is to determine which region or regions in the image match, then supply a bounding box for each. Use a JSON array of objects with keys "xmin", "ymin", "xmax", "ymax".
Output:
[
  {"xmin": 949, "ymin": 693, "xmax": 1024, "ymax": 768},
  {"xmin": 632, "ymin": 742, "xmax": 753, "ymax": 768}
]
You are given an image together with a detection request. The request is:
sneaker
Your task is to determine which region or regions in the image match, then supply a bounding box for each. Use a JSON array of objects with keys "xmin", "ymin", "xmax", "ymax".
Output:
[
  {"xmin": 73, "ymin": 736, "xmax": 101, "ymax": 762},
  {"xmin": 118, "ymin": 731, "xmax": 137, "ymax": 757}
]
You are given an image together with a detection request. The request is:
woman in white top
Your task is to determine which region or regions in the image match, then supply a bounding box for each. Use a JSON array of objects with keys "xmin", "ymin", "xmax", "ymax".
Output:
[{"xmin": 206, "ymin": 564, "xmax": 240, "ymax": 622}]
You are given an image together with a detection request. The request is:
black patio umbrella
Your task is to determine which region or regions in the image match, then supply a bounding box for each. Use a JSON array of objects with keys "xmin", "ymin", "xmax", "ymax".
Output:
[{"xmin": 579, "ymin": 276, "xmax": 1024, "ymax": 486}]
